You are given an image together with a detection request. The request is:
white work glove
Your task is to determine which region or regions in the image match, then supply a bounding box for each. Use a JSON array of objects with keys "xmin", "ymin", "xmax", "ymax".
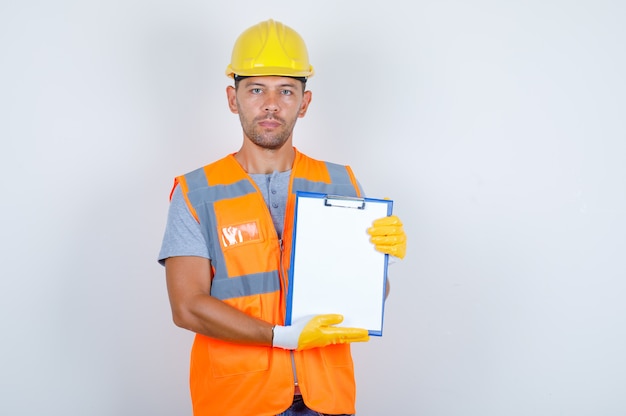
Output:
[{"xmin": 273, "ymin": 314, "xmax": 370, "ymax": 351}]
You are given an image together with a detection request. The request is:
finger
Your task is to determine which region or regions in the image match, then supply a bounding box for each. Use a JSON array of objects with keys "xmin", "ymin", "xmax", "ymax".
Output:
[
  {"xmin": 371, "ymin": 215, "xmax": 403, "ymax": 228},
  {"xmin": 324, "ymin": 327, "xmax": 370, "ymax": 342},
  {"xmin": 349, "ymin": 333, "xmax": 371, "ymax": 343},
  {"xmin": 373, "ymin": 243, "xmax": 406, "ymax": 259},
  {"xmin": 367, "ymin": 225, "xmax": 405, "ymax": 237},
  {"xmin": 313, "ymin": 314, "xmax": 344, "ymax": 327},
  {"xmin": 369, "ymin": 234, "xmax": 407, "ymax": 245}
]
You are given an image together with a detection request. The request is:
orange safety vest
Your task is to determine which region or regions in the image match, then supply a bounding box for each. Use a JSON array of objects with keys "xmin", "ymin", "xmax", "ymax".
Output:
[{"xmin": 173, "ymin": 148, "xmax": 363, "ymax": 416}]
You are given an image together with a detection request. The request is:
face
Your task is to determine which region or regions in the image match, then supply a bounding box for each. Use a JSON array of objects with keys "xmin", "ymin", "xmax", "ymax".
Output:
[{"xmin": 227, "ymin": 76, "xmax": 312, "ymax": 150}]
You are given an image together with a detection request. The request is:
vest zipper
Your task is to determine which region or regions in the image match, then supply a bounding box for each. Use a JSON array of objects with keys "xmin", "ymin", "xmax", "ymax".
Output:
[
  {"xmin": 279, "ymin": 238, "xmax": 299, "ymax": 391},
  {"xmin": 290, "ymin": 352, "xmax": 298, "ymax": 390}
]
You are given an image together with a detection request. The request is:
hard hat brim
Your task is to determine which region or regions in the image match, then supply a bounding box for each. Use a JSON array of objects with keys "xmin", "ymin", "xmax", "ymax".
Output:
[{"xmin": 225, "ymin": 64, "xmax": 314, "ymax": 79}]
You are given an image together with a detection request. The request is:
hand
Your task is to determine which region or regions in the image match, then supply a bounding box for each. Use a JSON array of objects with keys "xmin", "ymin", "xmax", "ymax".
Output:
[
  {"xmin": 272, "ymin": 314, "xmax": 370, "ymax": 351},
  {"xmin": 367, "ymin": 215, "xmax": 407, "ymax": 259}
]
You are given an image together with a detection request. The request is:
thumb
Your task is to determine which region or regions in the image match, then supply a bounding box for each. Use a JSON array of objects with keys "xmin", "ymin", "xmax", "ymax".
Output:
[{"xmin": 312, "ymin": 314, "xmax": 344, "ymax": 327}]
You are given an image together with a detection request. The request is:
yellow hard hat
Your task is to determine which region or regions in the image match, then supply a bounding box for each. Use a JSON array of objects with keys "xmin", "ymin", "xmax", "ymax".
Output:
[{"xmin": 225, "ymin": 19, "xmax": 314, "ymax": 79}]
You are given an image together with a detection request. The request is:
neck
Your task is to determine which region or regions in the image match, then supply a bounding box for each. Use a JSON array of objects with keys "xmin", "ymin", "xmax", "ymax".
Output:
[{"xmin": 234, "ymin": 143, "xmax": 295, "ymax": 174}]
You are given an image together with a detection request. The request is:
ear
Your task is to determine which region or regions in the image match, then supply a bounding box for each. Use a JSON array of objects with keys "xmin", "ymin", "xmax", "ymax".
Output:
[
  {"xmin": 226, "ymin": 85, "xmax": 238, "ymax": 114},
  {"xmin": 298, "ymin": 90, "xmax": 312, "ymax": 118}
]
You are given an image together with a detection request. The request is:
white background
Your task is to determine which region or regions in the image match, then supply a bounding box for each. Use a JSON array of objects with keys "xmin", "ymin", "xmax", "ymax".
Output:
[{"xmin": 1, "ymin": 1, "xmax": 625, "ymax": 415}]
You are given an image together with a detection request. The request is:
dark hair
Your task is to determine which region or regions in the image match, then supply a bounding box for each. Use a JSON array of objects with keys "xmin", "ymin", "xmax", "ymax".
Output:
[{"xmin": 234, "ymin": 75, "xmax": 307, "ymax": 91}]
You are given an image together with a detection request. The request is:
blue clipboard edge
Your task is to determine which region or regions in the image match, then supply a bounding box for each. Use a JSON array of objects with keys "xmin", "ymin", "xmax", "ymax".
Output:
[{"xmin": 285, "ymin": 191, "xmax": 393, "ymax": 337}]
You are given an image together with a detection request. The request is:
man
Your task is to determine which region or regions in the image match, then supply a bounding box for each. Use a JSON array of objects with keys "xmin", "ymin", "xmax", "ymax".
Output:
[{"xmin": 158, "ymin": 19, "xmax": 407, "ymax": 416}]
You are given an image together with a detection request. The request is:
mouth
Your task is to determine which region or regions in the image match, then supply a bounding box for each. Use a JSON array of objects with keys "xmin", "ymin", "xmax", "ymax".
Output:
[{"xmin": 257, "ymin": 117, "xmax": 282, "ymax": 128}]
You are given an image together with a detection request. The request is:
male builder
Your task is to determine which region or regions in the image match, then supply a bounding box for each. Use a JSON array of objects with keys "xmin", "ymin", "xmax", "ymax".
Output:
[{"xmin": 158, "ymin": 19, "xmax": 407, "ymax": 416}]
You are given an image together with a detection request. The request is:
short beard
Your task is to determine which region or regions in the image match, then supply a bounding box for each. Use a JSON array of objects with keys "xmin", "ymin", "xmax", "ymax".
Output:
[{"xmin": 241, "ymin": 115, "xmax": 294, "ymax": 150}]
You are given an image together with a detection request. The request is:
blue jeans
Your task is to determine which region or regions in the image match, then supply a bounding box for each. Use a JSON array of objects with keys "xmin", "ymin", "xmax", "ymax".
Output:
[{"xmin": 276, "ymin": 395, "xmax": 354, "ymax": 416}]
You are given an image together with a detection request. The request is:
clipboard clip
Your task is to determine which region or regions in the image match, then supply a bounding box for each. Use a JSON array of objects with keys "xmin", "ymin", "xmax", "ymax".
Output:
[{"xmin": 324, "ymin": 195, "xmax": 365, "ymax": 209}]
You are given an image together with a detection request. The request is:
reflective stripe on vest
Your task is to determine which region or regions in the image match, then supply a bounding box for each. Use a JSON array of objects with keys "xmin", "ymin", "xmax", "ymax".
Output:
[{"xmin": 293, "ymin": 161, "xmax": 362, "ymax": 195}]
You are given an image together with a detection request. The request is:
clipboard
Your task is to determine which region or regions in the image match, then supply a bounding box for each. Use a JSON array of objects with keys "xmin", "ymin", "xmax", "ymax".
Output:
[{"xmin": 286, "ymin": 191, "xmax": 393, "ymax": 336}]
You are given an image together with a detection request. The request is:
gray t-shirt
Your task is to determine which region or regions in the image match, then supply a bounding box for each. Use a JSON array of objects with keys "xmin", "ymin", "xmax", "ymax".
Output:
[{"xmin": 158, "ymin": 170, "xmax": 291, "ymax": 265}]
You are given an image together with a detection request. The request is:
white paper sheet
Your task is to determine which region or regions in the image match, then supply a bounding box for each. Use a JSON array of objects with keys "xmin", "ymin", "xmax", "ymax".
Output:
[{"xmin": 286, "ymin": 192, "xmax": 392, "ymax": 335}]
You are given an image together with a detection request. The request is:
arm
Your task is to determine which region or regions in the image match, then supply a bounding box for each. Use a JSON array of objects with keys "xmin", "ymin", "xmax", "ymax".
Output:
[
  {"xmin": 165, "ymin": 255, "xmax": 369, "ymax": 350},
  {"xmin": 165, "ymin": 255, "xmax": 274, "ymax": 346}
]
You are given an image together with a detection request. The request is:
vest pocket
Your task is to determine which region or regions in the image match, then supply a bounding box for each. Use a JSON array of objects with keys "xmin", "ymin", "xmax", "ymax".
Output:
[{"xmin": 208, "ymin": 339, "xmax": 270, "ymax": 377}]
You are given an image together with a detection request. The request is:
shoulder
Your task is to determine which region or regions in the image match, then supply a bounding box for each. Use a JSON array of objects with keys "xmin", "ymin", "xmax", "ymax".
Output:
[
  {"xmin": 296, "ymin": 150, "xmax": 350, "ymax": 169},
  {"xmin": 174, "ymin": 155, "xmax": 234, "ymax": 192}
]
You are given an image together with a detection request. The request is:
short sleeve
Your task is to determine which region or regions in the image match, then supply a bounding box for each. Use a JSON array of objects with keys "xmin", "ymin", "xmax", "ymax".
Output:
[{"xmin": 157, "ymin": 185, "xmax": 210, "ymax": 265}]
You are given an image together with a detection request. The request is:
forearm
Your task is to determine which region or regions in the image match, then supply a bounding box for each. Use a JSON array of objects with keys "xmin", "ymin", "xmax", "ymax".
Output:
[
  {"xmin": 173, "ymin": 293, "xmax": 274, "ymax": 346},
  {"xmin": 165, "ymin": 256, "xmax": 274, "ymax": 346}
]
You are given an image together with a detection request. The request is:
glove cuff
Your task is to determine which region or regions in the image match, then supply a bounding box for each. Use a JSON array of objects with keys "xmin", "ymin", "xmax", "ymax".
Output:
[{"xmin": 272, "ymin": 325, "xmax": 298, "ymax": 350}]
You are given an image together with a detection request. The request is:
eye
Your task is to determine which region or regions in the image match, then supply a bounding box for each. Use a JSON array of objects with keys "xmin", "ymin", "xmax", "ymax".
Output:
[
  {"xmin": 281, "ymin": 89, "xmax": 293, "ymax": 96},
  {"xmin": 251, "ymin": 88, "xmax": 263, "ymax": 94}
]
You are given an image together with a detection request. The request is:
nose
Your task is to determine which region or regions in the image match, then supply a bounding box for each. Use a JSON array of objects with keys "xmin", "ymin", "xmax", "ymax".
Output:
[{"xmin": 263, "ymin": 92, "xmax": 280, "ymax": 112}]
